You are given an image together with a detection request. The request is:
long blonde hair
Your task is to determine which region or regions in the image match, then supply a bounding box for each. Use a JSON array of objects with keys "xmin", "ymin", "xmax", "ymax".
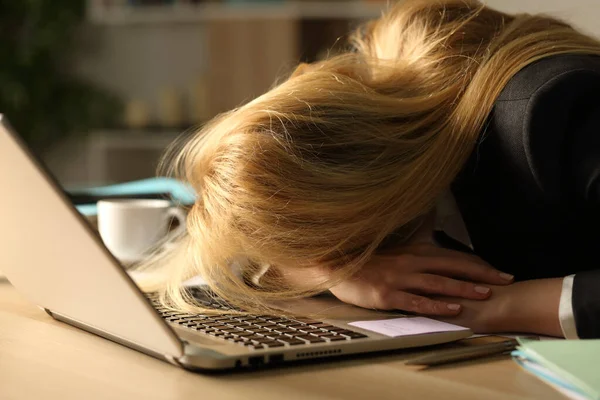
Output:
[{"xmin": 136, "ymin": 0, "xmax": 600, "ymax": 313}]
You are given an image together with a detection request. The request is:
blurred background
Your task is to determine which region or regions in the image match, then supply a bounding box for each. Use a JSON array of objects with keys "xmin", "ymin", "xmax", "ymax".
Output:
[{"xmin": 1, "ymin": 0, "xmax": 599, "ymax": 188}]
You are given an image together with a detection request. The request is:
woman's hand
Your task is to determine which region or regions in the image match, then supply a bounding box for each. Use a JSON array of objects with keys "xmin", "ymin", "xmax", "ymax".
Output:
[
  {"xmin": 436, "ymin": 278, "xmax": 564, "ymax": 336},
  {"xmin": 329, "ymin": 243, "xmax": 514, "ymax": 316}
]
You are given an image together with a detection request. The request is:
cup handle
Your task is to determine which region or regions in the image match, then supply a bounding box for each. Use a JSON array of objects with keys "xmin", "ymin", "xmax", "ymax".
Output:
[{"xmin": 165, "ymin": 207, "xmax": 187, "ymax": 237}]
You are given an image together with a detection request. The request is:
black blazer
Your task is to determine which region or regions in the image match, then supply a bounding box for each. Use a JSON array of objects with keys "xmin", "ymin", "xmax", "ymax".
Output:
[{"xmin": 452, "ymin": 54, "xmax": 600, "ymax": 339}]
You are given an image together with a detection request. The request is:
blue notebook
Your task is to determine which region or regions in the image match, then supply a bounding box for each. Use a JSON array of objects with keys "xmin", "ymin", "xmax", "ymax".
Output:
[{"xmin": 68, "ymin": 178, "xmax": 196, "ymax": 216}]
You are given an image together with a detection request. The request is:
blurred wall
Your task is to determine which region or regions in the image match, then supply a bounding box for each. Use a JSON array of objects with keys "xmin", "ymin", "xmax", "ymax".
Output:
[
  {"xmin": 485, "ymin": 0, "xmax": 600, "ymax": 37},
  {"xmin": 73, "ymin": 23, "xmax": 210, "ymax": 120},
  {"xmin": 69, "ymin": 1, "xmax": 600, "ymax": 123},
  {"xmin": 72, "ymin": 19, "xmax": 298, "ymax": 122},
  {"xmin": 48, "ymin": 1, "xmax": 600, "ymax": 186}
]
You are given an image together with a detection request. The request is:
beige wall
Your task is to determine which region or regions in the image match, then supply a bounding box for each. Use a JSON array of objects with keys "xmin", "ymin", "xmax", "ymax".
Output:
[
  {"xmin": 51, "ymin": 1, "xmax": 600, "ymax": 186},
  {"xmin": 484, "ymin": 0, "xmax": 600, "ymax": 37},
  {"xmin": 73, "ymin": 23, "xmax": 210, "ymax": 121},
  {"xmin": 72, "ymin": 1, "xmax": 600, "ymax": 110},
  {"xmin": 71, "ymin": 1, "xmax": 600, "ymax": 117}
]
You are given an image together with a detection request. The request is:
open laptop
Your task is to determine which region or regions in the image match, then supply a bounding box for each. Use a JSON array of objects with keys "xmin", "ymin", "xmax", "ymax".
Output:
[{"xmin": 0, "ymin": 115, "xmax": 472, "ymax": 371}]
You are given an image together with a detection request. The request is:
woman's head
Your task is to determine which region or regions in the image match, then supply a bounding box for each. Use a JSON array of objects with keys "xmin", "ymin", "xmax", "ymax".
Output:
[{"xmin": 138, "ymin": 0, "xmax": 600, "ymax": 312}]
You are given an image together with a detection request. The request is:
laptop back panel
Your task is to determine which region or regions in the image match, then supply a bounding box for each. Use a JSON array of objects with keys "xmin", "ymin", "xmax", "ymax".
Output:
[{"xmin": 0, "ymin": 116, "xmax": 183, "ymax": 358}]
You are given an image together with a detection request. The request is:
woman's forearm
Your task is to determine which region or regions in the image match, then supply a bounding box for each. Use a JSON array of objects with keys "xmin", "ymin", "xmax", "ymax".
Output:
[{"xmin": 502, "ymin": 278, "xmax": 564, "ymax": 337}]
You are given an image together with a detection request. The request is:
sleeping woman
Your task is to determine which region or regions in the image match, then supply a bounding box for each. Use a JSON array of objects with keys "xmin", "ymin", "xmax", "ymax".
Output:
[{"xmin": 138, "ymin": 0, "xmax": 600, "ymax": 339}]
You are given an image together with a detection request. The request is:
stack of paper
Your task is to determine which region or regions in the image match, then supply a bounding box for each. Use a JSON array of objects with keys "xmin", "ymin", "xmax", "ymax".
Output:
[{"xmin": 512, "ymin": 339, "xmax": 600, "ymax": 400}]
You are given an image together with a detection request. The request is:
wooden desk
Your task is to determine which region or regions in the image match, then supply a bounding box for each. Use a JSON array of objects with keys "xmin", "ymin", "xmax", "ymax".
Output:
[{"xmin": 0, "ymin": 279, "xmax": 564, "ymax": 400}]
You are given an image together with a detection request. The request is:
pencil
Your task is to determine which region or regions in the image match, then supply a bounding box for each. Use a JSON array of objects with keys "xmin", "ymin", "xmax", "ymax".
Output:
[{"xmin": 406, "ymin": 339, "xmax": 519, "ymax": 366}]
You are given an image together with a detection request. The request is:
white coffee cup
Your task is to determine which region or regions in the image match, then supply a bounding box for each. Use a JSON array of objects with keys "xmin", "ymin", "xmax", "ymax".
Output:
[{"xmin": 97, "ymin": 199, "xmax": 186, "ymax": 264}]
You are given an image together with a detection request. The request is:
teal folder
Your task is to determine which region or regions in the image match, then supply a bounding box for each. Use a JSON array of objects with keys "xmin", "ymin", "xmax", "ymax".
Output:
[
  {"xmin": 513, "ymin": 339, "xmax": 600, "ymax": 400},
  {"xmin": 67, "ymin": 178, "xmax": 196, "ymax": 216}
]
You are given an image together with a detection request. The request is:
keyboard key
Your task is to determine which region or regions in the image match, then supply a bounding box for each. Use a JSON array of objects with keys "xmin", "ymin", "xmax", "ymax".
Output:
[
  {"xmin": 248, "ymin": 329, "xmax": 271, "ymax": 335},
  {"xmin": 268, "ymin": 318, "xmax": 291, "ymax": 324},
  {"xmin": 177, "ymin": 316, "xmax": 203, "ymax": 322},
  {"xmin": 299, "ymin": 328, "xmax": 324, "ymax": 334},
  {"xmin": 296, "ymin": 335, "xmax": 326, "ymax": 343},
  {"xmin": 323, "ymin": 335, "xmax": 347, "ymax": 341},
  {"xmin": 233, "ymin": 332, "xmax": 254, "ymax": 337},
  {"xmin": 233, "ymin": 321, "xmax": 253, "ymax": 327},
  {"xmin": 309, "ymin": 323, "xmax": 337, "ymax": 329},
  {"xmin": 161, "ymin": 312, "xmax": 182, "ymax": 317},
  {"xmin": 251, "ymin": 338, "xmax": 272, "ymax": 344},
  {"xmin": 185, "ymin": 325, "xmax": 203, "ymax": 331},
  {"xmin": 266, "ymin": 334, "xmax": 289, "ymax": 340},
  {"xmin": 263, "ymin": 341, "xmax": 285, "ymax": 348},
  {"xmin": 339, "ymin": 332, "xmax": 368, "ymax": 339},
  {"xmin": 293, "ymin": 319, "xmax": 321, "ymax": 324},
  {"xmin": 310, "ymin": 331, "xmax": 334, "ymax": 337},
  {"xmin": 255, "ymin": 323, "xmax": 279, "ymax": 329},
  {"xmin": 184, "ymin": 324, "xmax": 205, "ymax": 330},
  {"xmin": 211, "ymin": 325, "xmax": 230, "ymax": 330},
  {"xmin": 287, "ymin": 324, "xmax": 306, "ymax": 329},
  {"xmin": 274, "ymin": 329, "xmax": 297, "ymax": 334},
  {"xmin": 239, "ymin": 317, "xmax": 260, "ymax": 322},
  {"xmin": 211, "ymin": 317, "xmax": 239, "ymax": 325},
  {"xmin": 248, "ymin": 335, "xmax": 267, "ymax": 341},
  {"xmin": 223, "ymin": 317, "xmax": 246, "ymax": 324},
  {"xmin": 184, "ymin": 325, "xmax": 200, "ymax": 330},
  {"xmin": 278, "ymin": 338, "xmax": 306, "ymax": 346},
  {"xmin": 201, "ymin": 323, "xmax": 222, "ymax": 328},
  {"xmin": 183, "ymin": 321, "xmax": 207, "ymax": 327},
  {"xmin": 206, "ymin": 316, "xmax": 234, "ymax": 321},
  {"xmin": 334, "ymin": 329, "xmax": 359, "ymax": 334}
]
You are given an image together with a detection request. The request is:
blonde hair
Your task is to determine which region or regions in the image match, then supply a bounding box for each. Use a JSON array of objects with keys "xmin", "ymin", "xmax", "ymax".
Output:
[{"xmin": 136, "ymin": 0, "xmax": 600, "ymax": 313}]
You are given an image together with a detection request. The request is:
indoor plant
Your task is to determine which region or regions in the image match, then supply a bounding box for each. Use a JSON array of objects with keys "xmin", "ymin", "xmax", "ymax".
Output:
[{"xmin": 0, "ymin": 0, "xmax": 121, "ymax": 152}]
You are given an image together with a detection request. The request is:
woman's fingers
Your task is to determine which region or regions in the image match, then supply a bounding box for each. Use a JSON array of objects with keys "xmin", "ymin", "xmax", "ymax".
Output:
[
  {"xmin": 373, "ymin": 289, "xmax": 462, "ymax": 316},
  {"xmin": 397, "ymin": 251, "xmax": 514, "ymax": 285},
  {"xmin": 427, "ymin": 257, "xmax": 513, "ymax": 284},
  {"xmin": 329, "ymin": 245, "xmax": 515, "ymax": 317},
  {"xmin": 399, "ymin": 273, "xmax": 492, "ymax": 299}
]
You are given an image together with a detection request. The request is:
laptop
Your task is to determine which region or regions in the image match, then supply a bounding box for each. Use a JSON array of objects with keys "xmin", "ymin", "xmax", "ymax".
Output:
[{"xmin": 0, "ymin": 115, "xmax": 472, "ymax": 371}]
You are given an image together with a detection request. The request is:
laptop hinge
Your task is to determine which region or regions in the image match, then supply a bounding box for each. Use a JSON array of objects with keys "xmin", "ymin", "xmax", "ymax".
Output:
[
  {"xmin": 45, "ymin": 308, "xmax": 184, "ymax": 365},
  {"xmin": 164, "ymin": 354, "xmax": 184, "ymax": 367}
]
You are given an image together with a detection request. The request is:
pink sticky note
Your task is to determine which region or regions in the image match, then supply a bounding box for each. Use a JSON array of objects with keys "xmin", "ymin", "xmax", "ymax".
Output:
[{"xmin": 348, "ymin": 317, "xmax": 469, "ymax": 337}]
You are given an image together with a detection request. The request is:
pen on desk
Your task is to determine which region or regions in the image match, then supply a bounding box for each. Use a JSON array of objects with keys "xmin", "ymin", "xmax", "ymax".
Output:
[{"xmin": 406, "ymin": 339, "xmax": 519, "ymax": 366}]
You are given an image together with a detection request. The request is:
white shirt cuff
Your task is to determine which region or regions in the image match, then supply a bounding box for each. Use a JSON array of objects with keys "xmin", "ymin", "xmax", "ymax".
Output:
[{"xmin": 559, "ymin": 274, "xmax": 579, "ymax": 339}]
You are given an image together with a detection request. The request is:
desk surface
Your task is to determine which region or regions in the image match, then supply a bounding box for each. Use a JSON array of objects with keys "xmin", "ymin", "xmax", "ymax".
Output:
[{"xmin": 0, "ymin": 279, "xmax": 565, "ymax": 400}]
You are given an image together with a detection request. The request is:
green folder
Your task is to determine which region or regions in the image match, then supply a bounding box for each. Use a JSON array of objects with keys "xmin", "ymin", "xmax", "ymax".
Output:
[{"xmin": 513, "ymin": 339, "xmax": 600, "ymax": 400}]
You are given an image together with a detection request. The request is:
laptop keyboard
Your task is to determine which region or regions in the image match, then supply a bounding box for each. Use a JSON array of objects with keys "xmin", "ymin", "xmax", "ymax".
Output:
[{"xmin": 146, "ymin": 287, "xmax": 368, "ymax": 350}]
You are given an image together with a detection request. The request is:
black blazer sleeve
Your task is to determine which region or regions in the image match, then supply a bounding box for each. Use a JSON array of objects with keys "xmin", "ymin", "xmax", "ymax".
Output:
[
  {"xmin": 453, "ymin": 55, "xmax": 600, "ymax": 338},
  {"xmin": 565, "ymin": 89, "xmax": 600, "ymax": 339},
  {"xmin": 525, "ymin": 63, "xmax": 600, "ymax": 339}
]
